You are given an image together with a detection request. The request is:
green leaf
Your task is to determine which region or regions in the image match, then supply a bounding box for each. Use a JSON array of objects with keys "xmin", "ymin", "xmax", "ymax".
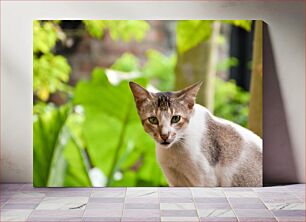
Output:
[
  {"xmin": 111, "ymin": 53, "xmax": 140, "ymax": 72},
  {"xmin": 74, "ymin": 68, "xmax": 166, "ymax": 186},
  {"xmin": 176, "ymin": 20, "xmax": 213, "ymax": 54},
  {"xmin": 83, "ymin": 20, "xmax": 105, "ymax": 39},
  {"xmin": 143, "ymin": 49, "xmax": 177, "ymax": 91},
  {"xmin": 83, "ymin": 20, "xmax": 150, "ymax": 42},
  {"xmin": 33, "ymin": 21, "xmax": 58, "ymax": 54},
  {"xmin": 222, "ymin": 20, "xmax": 252, "ymax": 32},
  {"xmin": 106, "ymin": 20, "xmax": 150, "ymax": 42},
  {"xmin": 216, "ymin": 57, "xmax": 239, "ymax": 72},
  {"xmin": 64, "ymin": 113, "xmax": 92, "ymax": 186},
  {"xmin": 214, "ymin": 78, "xmax": 250, "ymax": 127},
  {"xmin": 33, "ymin": 104, "xmax": 92, "ymax": 187},
  {"xmin": 33, "ymin": 105, "xmax": 70, "ymax": 187},
  {"xmin": 34, "ymin": 54, "xmax": 71, "ymax": 101}
]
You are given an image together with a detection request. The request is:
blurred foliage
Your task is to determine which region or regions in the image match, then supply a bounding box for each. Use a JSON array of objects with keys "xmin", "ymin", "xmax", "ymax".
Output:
[
  {"xmin": 222, "ymin": 20, "xmax": 252, "ymax": 32},
  {"xmin": 176, "ymin": 20, "xmax": 252, "ymax": 54},
  {"xmin": 33, "ymin": 21, "xmax": 57, "ymax": 54},
  {"xmin": 34, "ymin": 54, "xmax": 71, "ymax": 101},
  {"xmin": 111, "ymin": 53, "xmax": 140, "ymax": 72},
  {"xmin": 217, "ymin": 57, "xmax": 239, "ymax": 72},
  {"xmin": 33, "ymin": 104, "xmax": 92, "ymax": 187},
  {"xmin": 110, "ymin": 50, "xmax": 176, "ymax": 91},
  {"xmin": 214, "ymin": 78, "xmax": 250, "ymax": 127},
  {"xmin": 33, "ymin": 21, "xmax": 71, "ymax": 101},
  {"xmin": 83, "ymin": 20, "xmax": 150, "ymax": 42},
  {"xmin": 33, "ymin": 20, "xmax": 252, "ymax": 187},
  {"xmin": 143, "ymin": 50, "xmax": 177, "ymax": 91},
  {"xmin": 176, "ymin": 20, "xmax": 213, "ymax": 54}
]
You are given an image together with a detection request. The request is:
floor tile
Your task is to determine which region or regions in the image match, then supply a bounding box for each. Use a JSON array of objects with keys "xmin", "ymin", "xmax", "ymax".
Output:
[
  {"xmin": 27, "ymin": 216, "xmax": 83, "ymax": 221},
  {"xmin": 272, "ymin": 209, "xmax": 305, "ymax": 217},
  {"xmin": 160, "ymin": 203, "xmax": 196, "ymax": 210},
  {"xmin": 224, "ymin": 187, "xmax": 253, "ymax": 191},
  {"xmin": 125, "ymin": 203, "xmax": 160, "ymax": 209},
  {"xmin": 159, "ymin": 188, "xmax": 192, "ymax": 197},
  {"xmin": 162, "ymin": 216, "xmax": 199, "ymax": 222},
  {"xmin": 194, "ymin": 197, "xmax": 228, "ymax": 203},
  {"xmin": 230, "ymin": 202, "xmax": 267, "ymax": 209},
  {"xmin": 86, "ymin": 202, "xmax": 123, "ymax": 209},
  {"xmin": 160, "ymin": 197, "xmax": 194, "ymax": 203},
  {"xmin": 91, "ymin": 189, "xmax": 125, "ymax": 198},
  {"xmin": 89, "ymin": 197, "xmax": 124, "ymax": 203},
  {"xmin": 237, "ymin": 217, "xmax": 277, "ymax": 222},
  {"xmin": 198, "ymin": 209, "xmax": 235, "ymax": 217},
  {"xmin": 265, "ymin": 202, "xmax": 305, "ymax": 210},
  {"xmin": 83, "ymin": 208, "xmax": 123, "ymax": 217},
  {"xmin": 125, "ymin": 197, "xmax": 159, "ymax": 203},
  {"xmin": 29, "ymin": 209, "xmax": 84, "ymax": 218},
  {"xmin": 234, "ymin": 209, "xmax": 274, "ymax": 218},
  {"xmin": 161, "ymin": 209, "xmax": 198, "ymax": 217},
  {"xmin": 196, "ymin": 202, "xmax": 231, "ymax": 209},
  {"xmin": 276, "ymin": 217, "xmax": 306, "ymax": 222},
  {"xmin": 2, "ymin": 203, "xmax": 39, "ymax": 209},
  {"xmin": 1, "ymin": 184, "xmax": 24, "ymax": 191},
  {"xmin": 225, "ymin": 191, "xmax": 258, "ymax": 198},
  {"xmin": 200, "ymin": 217, "xmax": 238, "ymax": 222},
  {"xmin": 192, "ymin": 188, "xmax": 225, "ymax": 197},
  {"xmin": 36, "ymin": 196, "xmax": 88, "ymax": 210},
  {"xmin": 0, "ymin": 209, "xmax": 32, "ymax": 221},
  {"xmin": 284, "ymin": 184, "xmax": 305, "ymax": 191},
  {"xmin": 10, "ymin": 191, "xmax": 45, "ymax": 199},
  {"xmin": 122, "ymin": 217, "xmax": 161, "ymax": 221},
  {"xmin": 126, "ymin": 188, "xmax": 158, "ymax": 198},
  {"xmin": 83, "ymin": 217, "xmax": 121, "ymax": 222},
  {"xmin": 122, "ymin": 209, "xmax": 160, "ymax": 217},
  {"xmin": 228, "ymin": 197, "xmax": 262, "ymax": 204},
  {"xmin": 7, "ymin": 197, "xmax": 44, "ymax": 204},
  {"xmin": 45, "ymin": 190, "xmax": 91, "ymax": 197}
]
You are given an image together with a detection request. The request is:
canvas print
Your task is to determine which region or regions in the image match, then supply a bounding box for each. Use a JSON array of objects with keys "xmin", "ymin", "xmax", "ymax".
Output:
[{"xmin": 33, "ymin": 20, "xmax": 262, "ymax": 187}]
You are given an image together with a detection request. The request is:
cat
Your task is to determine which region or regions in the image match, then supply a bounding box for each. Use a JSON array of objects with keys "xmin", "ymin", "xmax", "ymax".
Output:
[{"xmin": 129, "ymin": 81, "xmax": 262, "ymax": 187}]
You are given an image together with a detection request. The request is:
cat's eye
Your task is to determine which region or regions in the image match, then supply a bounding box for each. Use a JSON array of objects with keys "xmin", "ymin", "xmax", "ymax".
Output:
[
  {"xmin": 148, "ymin": 116, "xmax": 158, "ymax": 125},
  {"xmin": 171, "ymin": 115, "xmax": 181, "ymax": 124}
]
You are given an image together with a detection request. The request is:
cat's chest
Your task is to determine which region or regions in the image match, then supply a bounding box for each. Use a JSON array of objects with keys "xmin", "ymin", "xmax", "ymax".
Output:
[{"xmin": 156, "ymin": 144, "xmax": 203, "ymax": 171}]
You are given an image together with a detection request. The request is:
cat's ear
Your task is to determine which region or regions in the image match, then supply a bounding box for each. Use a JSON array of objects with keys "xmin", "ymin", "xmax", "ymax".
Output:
[
  {"xmin": 175, "ymin": 81, "xmax": 203, "ymax": 109},
  {"xmin": 129, "ymin": 82, "xmax": 152, "ymax": 108}
]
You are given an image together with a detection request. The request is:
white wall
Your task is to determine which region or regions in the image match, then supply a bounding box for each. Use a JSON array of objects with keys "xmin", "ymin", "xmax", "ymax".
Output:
[{"xmin": 1, "ymin": 1, "xmax": 305, "ymax": 183}]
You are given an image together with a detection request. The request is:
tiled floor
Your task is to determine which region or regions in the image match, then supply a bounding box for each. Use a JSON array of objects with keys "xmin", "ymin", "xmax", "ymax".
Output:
[{"xmin": 0, "ymin": 184, "xmax": 305, "ymax": 222}]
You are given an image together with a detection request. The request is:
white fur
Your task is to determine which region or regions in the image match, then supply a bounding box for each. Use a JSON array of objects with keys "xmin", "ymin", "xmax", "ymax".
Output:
[{"xmin": 156, "ymin": 104, "xmax": 262, "ymax": 187}]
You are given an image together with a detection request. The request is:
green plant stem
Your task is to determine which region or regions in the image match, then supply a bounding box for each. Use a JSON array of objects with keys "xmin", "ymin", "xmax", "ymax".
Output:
[
  {"xmin": 69, "ymin": 132, "xmax": 93, "ymax": 186},
  {"xmin": 46, "ymin": 110, "xmax": 70, "ymax": 187},
  {"xmin": 106, "ymin": 100, "xmax": 132, "ymax": 186}
]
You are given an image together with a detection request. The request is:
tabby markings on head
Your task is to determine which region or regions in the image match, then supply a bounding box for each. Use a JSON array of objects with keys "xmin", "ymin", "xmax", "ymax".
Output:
[{"xmin": 156, "ymin": 93, "xmax": 172, "ymax": 111}]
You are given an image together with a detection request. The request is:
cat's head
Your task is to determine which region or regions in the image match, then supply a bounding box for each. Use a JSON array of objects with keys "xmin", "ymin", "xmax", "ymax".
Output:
[{"xmin": 129, "ymin": 81, "xmax": 202, "ymax": 148}]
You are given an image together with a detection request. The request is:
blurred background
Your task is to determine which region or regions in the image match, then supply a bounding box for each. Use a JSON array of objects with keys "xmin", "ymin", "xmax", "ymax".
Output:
[{"xmin": 33, "ymin": 20, "xmax": 262, "ymax": 187}]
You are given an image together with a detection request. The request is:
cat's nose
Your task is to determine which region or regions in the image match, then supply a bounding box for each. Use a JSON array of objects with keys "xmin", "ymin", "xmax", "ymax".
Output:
[{"xmin": 160, "ymin": 133, "xmax": 169, "ymax": 141}]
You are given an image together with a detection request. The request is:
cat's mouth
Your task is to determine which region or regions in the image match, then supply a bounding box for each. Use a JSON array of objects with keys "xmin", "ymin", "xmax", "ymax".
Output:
[{"xmin": 160, "ymin": 141, "xmax": 170, "ymax": 145}]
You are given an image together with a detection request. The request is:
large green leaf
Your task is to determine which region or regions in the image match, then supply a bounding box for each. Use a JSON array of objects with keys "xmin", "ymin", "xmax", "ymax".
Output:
[
  {"xmin": 176, "ymin": 20, "xmax": 252, "ymax": 54},
  {"xmin": 73, "ymin": 68, "xmax": 167, "ymax": 186},
  {"xmin": 176, "ymin": 20, "xmax": 213, "ymax": 54},
  {"xmin": 222, "ymin": 20, "xmax": 252, "ymax": 32}
]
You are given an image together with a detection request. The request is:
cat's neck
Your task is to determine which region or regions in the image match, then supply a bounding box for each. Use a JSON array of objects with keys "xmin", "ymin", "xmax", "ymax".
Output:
[
  {"xmin": 179, "ymin": 104, "xmax": 210, "ymax": 150},
  {"xmin": 157, "ymin": 104, "xmax": 210, "ymax": 151}
]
